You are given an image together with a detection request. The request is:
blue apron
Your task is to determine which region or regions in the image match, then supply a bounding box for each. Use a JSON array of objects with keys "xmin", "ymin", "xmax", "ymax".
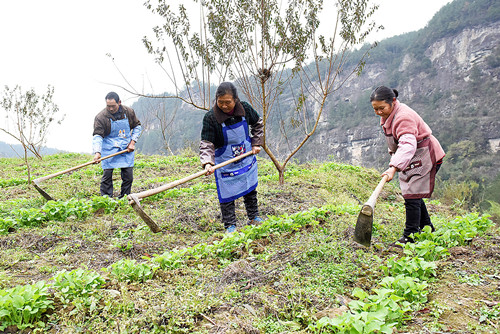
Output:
[
  {"xmin": 214, "ymin": 117, "xmax": 258, "ymax": 203},
  {"xmin": 101, "ymin": 114, "xmax": 134, "ymax": 170}
]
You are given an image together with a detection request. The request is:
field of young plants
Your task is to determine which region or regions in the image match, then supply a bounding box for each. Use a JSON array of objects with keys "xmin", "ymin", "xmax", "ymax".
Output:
[{"xmin": 0, "ymin": 151, "xmax": 498, "ymax": 333}]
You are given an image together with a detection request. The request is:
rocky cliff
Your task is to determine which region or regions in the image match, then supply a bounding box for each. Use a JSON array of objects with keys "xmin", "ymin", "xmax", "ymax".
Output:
[
  {"xmin": 134, "ymin": 0, "xmax": 500, "ymax": 194},
  {"xmin": 298, "ymin": 20, "xmax": 500, "ymax": 183}
]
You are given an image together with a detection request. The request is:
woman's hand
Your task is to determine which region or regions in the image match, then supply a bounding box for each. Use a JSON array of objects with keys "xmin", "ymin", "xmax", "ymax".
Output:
[
  {"xmin": 382, "ymin": 166, "xmax": 397, "ymax": 181},
  {"xmin": 204, "ymin": 164, "xmax": 214, "ymax": 176},
  {"xmin": 127, "ymin": 140, "xmax": 136, "ymax": 152},
  {"xmin": 93, "ymin": 153, "xmax": 101, "ymax": 164},
  {"xmin": 252, "ymin": 146, "xmax": 261, "ymax": 155}
]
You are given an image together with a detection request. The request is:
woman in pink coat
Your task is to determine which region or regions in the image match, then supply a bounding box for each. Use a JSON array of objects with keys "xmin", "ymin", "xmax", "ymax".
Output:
[{"xmin": 370, "ymin": 86, "xmax": 445, "ymax": 245}]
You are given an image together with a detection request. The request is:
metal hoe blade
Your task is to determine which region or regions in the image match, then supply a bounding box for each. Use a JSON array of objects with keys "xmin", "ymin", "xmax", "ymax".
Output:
[
  {"xmin": 32, "ymin": 180, "xmax": 55, "ymax": 201},
  {"xmin": 353, "ymin": 204, "xmax": 373, "ymax": 247},
  {"xmin": 353, "ymin": 175, "xmax": 388, "ymax": 247},
  {"xmin": 31, "ymin": 149, "xmax": 129, "ymax": 201},
  {"xmin": 128, "ymin": 194, "xmax": 161, "ymax": 233}
]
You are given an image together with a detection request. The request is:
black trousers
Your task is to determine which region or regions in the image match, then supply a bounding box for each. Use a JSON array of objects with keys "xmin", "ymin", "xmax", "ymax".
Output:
[
  {"xmin": 219, "ymin": 189, "xmax": 259, "ymax": 228},
  {"xmin": 100, "ymin": 167, "xmax": 134, "ymax": 198},
  {"xmin": 403, "ymin": 162, "xmax": 442, "ymax": 237},
  {"xmin": 403, "ymin": 199, "xmax": 433, "ymax": 237}
]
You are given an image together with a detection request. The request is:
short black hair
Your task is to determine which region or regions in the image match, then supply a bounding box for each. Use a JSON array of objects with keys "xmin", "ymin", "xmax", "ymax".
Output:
[
  {"xmin": 370, "ymin": 86, "xmax": 399, "ymax": 105},
  {"xmin": 105, "ymin": 92, "xmax": 120, "ymax": 103},
  {"xmin": 215, "ymin": 82, "xmax": 239, "ymax": 100}
]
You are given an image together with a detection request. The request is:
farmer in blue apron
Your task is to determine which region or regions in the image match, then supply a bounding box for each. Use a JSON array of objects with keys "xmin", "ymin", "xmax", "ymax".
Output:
[
  {"xmin": 92, "ymin": 92, "xmax": 142, "ymax": 198},
  {"xmin": 200, "ymin": 82, "xmax": 264, "ymax": 233}
]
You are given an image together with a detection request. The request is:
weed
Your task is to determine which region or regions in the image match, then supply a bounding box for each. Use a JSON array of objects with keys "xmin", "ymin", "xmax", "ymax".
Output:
[
  {"xmin": 455, "ymin": 270, "xmax": 483, "ymax": 286},
  {"xmin": 426, "ymin": 300, "xmax": 450, "ymax": 331},
  {"xmin": 256, "ymin": 316, "xmax": 297, "ymax": 333},
  {"xmin": 37, "ymin": 265, "xmax": 59, "ymax": 274},
  {"xmin": 114, "ymin": 240, "xmax": 134, "ymax": 252}
]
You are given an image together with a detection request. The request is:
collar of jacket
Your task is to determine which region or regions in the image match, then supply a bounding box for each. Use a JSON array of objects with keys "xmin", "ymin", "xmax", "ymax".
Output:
[
  {"xmin": 213, "ymin": 100, "xmax": 245, "ymax": 124},
  {"xmin": 105, "ymin": 105, "xmax": 125, "ymax": 120},
  {"xmin": 381, "ymin": 100, "xmax": 399, "ymax": 130}
]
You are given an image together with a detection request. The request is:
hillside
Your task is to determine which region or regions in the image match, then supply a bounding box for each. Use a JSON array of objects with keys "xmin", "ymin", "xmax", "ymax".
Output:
[
  {"xmin": 131, "ymin": 0, "xmax": 500, "ymax": 209},
  {"xmin": 0, "ymin": 153, "xmax": 498, "ymax": 333},
  {"xmin": 0, "ymin": 141, "xmax": 63, "ymax": 158}
]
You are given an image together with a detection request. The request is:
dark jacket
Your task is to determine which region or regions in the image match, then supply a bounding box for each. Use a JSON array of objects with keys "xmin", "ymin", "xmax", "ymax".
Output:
[{"xmin": 93, "ymin": 105, "xmax": 141, "ymax": 138}]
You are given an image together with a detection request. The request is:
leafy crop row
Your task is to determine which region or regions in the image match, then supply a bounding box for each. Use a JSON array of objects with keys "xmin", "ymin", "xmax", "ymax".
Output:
[
  {"xmin": 308, "ymin": 214, "xmax": 493, "ymax": 333},
  {"xmin": 153, "ymin": 205, "xmax": 336, "ymax": 268},
  {"xmin": 0, "ymin": 205, "xmax": 493, "ymax": 332},
  {"xmin": 0, "ymin": 205, "xmax": 336, "ymax": 330},
  {"xmin": 0, "ymin": 196, "xmax": 129, "ymax": 234},
  {"xmin": 0, "ymin": 178, "xmax": 27, "ymax": 188}
]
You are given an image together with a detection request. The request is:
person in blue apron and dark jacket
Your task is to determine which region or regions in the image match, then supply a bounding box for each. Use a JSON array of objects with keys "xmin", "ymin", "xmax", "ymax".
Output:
[
  {"xmin": 92, "ymin": 92, "xmax": 142, "ymax": 198},
  {"xmin": 371, "ymin": 86, "xmax": 445, "ymax": 245},
  {"xmin": 200, "ymin": 82, "xmax": 264, "ymax": 233}
]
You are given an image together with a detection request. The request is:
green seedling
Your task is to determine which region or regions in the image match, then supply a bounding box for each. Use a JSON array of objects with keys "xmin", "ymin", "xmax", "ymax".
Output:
[
  {"xmin": 106, "ymin": 259, "xmax": 156, "ymax": 283},
  {"xmin": 0, "ymin": 281, "xmax": 53, "ymax": 331},
  {"xmin": 52, "ymin": 268, "xmax": 105, "ymax": 314}
]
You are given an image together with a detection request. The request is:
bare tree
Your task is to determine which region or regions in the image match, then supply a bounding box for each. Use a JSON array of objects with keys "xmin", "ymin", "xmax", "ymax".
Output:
[
  {"xmin": 147, "ymin": 98, "xmax": 179, "ymax": 155},
  {"xmin": 135, "ymin": 0, "xmax": 379, "ymax": 183},
  {"xmin": 0, "ymin": 85, "xmax": 63, "ymax": 182}
]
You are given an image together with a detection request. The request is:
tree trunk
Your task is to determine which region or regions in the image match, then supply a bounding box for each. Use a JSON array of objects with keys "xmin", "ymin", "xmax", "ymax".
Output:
[
  {"xmin": 23, "ymin": 145, "xmax": 31, "ymax": 183},
  {"xmin": 278, "ymin": 168, "xmax": 285, "ymax": 185},
  {"xmin": 263, "ymin": 146, "xmax": 286, "ymax": 185}
]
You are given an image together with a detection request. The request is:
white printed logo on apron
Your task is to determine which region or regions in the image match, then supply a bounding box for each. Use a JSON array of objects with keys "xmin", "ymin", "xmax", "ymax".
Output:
[{"xmin": 231, "ymin": 142, "xmax": 246, "ymax": 157}]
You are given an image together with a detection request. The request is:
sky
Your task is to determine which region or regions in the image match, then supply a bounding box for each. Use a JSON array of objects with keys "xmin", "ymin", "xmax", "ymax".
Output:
[{"xmin": 0, "ymin": 0, "xmax": 450, "ymax": 154}]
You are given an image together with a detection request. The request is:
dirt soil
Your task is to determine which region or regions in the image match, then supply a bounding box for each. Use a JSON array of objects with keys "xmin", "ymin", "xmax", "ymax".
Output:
[{"xmin": 401, "ymin": 234, "xmax": 500, "ymax": 333}]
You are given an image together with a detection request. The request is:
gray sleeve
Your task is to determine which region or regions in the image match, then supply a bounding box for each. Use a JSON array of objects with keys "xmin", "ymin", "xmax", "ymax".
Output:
[
  {"xmin": 250, "ymin": 118, "xmax": 264, "ymax": 146},
  {"xmin": 199, "ymin": 140, "xmax": 215, "ymax": 167}
]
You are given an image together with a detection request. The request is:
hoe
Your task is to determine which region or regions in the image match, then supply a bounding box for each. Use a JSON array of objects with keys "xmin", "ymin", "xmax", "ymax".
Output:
[
  {"xmin": 128, "ymin": 151, "xmax": 254, "ymax": 233},
  {"xmin": 353, "ymin": 175, "xmax": 389, "ymax": 247},
  {"xmin": 32, "ymin": 150, "xmax": 128, "ymax": 201}
]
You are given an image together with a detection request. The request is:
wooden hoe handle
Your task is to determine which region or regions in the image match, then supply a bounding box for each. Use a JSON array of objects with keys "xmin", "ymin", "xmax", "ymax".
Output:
[
  {"xmin": 33, "ymin": 149, "xmax": 129, "ymax": 184},
  {"xmin": 131, "ymin": 151, "xmax": 254, "ymax": 200},
  {"xmin": 361, "ymin": 174, "xmax": 389, "ymax": 216}
]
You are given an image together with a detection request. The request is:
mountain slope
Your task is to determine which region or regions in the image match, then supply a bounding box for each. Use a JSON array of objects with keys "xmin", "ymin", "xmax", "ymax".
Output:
[{"xmin": 132, "ymin": 0, "xmax": 500, "ymax": 207}]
